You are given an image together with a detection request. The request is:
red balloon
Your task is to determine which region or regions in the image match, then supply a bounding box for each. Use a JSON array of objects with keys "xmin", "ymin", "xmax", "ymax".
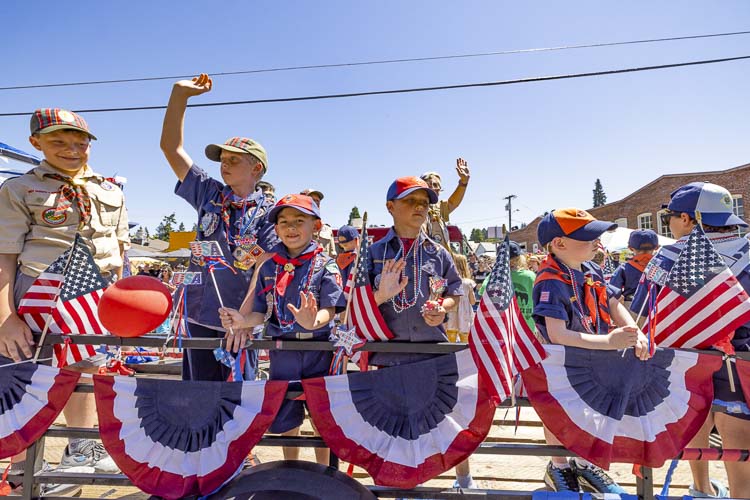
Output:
[{"xmin": 98, "ymin": 276, "xmax": 173, "ymax": 337}]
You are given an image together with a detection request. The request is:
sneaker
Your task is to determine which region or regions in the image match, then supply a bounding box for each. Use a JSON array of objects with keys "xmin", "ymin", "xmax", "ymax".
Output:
[
  {"xmin": 688, "ymin": 479, "xmax": 729, "ymax": 498},
  {"xmin": 544, "ymin": 462, "xmax": 581, "ymax": 492},
  {"xmin": 59, "ymin": 440, "xmax": 121, "ymax": 473},
  {"xmin": 452, "ymin": 477, "xmax": 477, "ymax": 489},
  {"xmin": 8, "ymin": 461, "xmax": 82, "ymax": 497},
  {"xmin": 569, "ymin": 458, "xmax": 625, "ymax": 494}
]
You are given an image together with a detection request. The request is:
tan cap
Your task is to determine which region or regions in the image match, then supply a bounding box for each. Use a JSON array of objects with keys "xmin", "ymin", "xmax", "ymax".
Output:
[{"xmin": 205, "ymin": 137, "xmax": 267, "ymax": 172}]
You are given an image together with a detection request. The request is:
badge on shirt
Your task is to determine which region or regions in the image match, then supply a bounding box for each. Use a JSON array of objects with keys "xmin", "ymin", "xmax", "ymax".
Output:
[
  {"xmin": 172, "ymin": 272, "xmax": 202, "ymax": 286},
  {"xmin": 100, "ymin": 180, "xmax": 115, "ymax": 191},
  {"xmin": 540, "ymin": 291, "xmax": 550, "ymax": 302},
  {"xmin": 200, "ymin": 212, "xmax": 219, "ymax": 236},
  {"xmin": 424, "ymin": 242, "xmax": 438, "ymax": 255},
  {"xmin": 232, "ymin": 237, "xmax": 264, "ymax": 271},
  {"xmin": 42, "ymin": 208, "xmax": 67, "ymax": 225},
  {"xmin": 421, "ymin": 261, "xmax": 437, "ymax": 276}
]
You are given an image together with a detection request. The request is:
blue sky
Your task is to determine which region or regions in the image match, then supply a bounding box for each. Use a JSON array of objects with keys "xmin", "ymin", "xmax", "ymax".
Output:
[{"xmin": 2, "ymin": 1, "xmax": 749, "ymax": 237}]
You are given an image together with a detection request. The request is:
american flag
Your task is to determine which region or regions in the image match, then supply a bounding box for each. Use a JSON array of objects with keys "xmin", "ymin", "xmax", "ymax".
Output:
[
  {"xmin": 18, "ymin": 235, "xmax": 110, "ymax": 367},
  {"xmin": 347, "ymin": 224, "xmax": 395, "ymax": 341},
  {"xmin": 469, "ymin": 236, "xmax": 546, "ymax": 404},
  {"xmin": 652, "ymin": 227, "xmax": 750, "ymax": 353},
  {"xmin": 601, "ymin": 254, "xmax": 616, "ymax": 282}
]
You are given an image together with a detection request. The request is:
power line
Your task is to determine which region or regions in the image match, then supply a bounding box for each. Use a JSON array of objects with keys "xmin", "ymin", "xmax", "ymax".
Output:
[
  {"xmin": 2, "ymin": 30, "xmax": 749, "ymax": 91},
  {"xmin": 1, "ymin": 54, "xmax": 748, "ymax": 117}
]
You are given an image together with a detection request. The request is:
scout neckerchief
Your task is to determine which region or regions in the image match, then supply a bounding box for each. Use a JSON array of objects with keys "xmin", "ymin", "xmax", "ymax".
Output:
[
  {"xmin": 272, "ymin": 244, "xmax": 323, "ymax": 297},
  {"xmin": 220, "ymin": 190, "xmax": 263, "ymax": 245},
  {"xmin": 44, "ymin": 173, "xmax": 92, "ymax": 230},
  {"xmin": 627, "ymin": 253, "xmax": 653, "ymax": 273},
  {"xmin": 336, "ymin": 250, "xmax": 357, "ymax": 270},
  {"xmin": 270, "ymin": 243, "xmax": 324, "ymax": 332},
  {"xmin": 535, "ymin": 255, "xmax": 611, "ymax": 334}
]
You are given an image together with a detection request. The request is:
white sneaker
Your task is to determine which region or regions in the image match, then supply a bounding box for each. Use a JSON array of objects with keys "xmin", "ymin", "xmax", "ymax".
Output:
[{"xmin": 59, "ymin": 439, "xmax": 120, "ymax": 473}]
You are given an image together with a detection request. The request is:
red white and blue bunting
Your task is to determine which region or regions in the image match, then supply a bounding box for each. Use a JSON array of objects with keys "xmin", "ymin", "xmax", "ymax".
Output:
[
  {"xmin": 303, "ymin": 349, "xmax": 495, "ymax": 488},
  {"xmin": 0, "ymin": 360, "xmax": 80, "ymax": 458},
  {"xmin": 521, "ymin": 345, "xmax": 722, "ymax": 469},
  {"xmin": 93, "ymin": 375, "xmax": 288, "ymax": 499}
]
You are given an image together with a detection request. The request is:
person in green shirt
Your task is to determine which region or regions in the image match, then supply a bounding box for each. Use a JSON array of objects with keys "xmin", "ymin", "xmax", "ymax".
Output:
[{"xmin": 479, "ymin": 242, "xmax": 536, "ymax": 332}]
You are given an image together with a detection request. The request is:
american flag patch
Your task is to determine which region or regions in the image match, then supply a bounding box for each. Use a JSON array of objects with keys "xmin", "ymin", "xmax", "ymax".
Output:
[{"xmin": 540, "ymin": 291, "xmax": 550, "ymax": 302}]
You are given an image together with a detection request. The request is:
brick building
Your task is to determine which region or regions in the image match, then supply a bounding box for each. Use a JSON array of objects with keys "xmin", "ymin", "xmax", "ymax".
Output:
[{"xmin": 509, "ymin": 162, "xmax": 750, "ymax": 252}]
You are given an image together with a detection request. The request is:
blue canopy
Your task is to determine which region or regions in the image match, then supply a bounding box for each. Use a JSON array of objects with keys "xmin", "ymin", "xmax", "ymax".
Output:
[{"xmin": 0, "ymin": 142, "xmax": 41, "ymax": 166}]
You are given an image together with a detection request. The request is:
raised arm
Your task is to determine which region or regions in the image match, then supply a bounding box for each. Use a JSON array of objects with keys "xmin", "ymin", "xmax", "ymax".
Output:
[
  {"xmin": 446, "ymin": 157, "xmax": 471, "ymax": 213},
  {"xmin": 160, "ymin": 73, "xmax": 213, "ymax": 181}
]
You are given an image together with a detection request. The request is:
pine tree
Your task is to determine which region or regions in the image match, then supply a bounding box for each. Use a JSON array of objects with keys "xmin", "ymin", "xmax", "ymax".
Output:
[
  {"xmin": 178, "ymin": 222, "xmax": 186, "ymax": 232},
  {"xmin": 348, "ymin": 206, "xmax": 361, "ymax": 225},
  {"xmin": 470, "ymin": 228, "xmax": 485, "ymax": 242},
  {"xmin": 155, "ymin": 213, "xmax": 178, "ymax": 241},
  {"xmin": 593, "ymin": 179, "xmax": 607, "ymax": 207}
]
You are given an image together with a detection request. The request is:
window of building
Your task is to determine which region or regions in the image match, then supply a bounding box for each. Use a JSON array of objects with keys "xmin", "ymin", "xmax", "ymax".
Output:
[
  {"xmin": 656, "ymin": 209, "xmax": 673, "ymax": 238},
  {"xmin": 614, "ymin": 217, "xmax": 628, "ymax": 229},
  {"xmin": 637, "ymin": 213, "xmax": 653, "ymax": 230},
  {"xmin": 733, "ymin": 195, "xmax": 746, "ymax": 235}
]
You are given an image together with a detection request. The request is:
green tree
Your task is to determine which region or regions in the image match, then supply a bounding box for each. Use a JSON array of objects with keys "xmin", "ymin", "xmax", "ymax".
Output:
[
  {"xmin": 348, "ymin": 206, "xmax": 361, "ymax": 225},
  {"xmin": 470, "ymin": 228, "xmax": 485, "ymax": 242},
  {"xmin": 593, "ymin": 178, "xmax": 607, "ymax": 207},
  {"xmin": 178, "ymin": 222, "xmax": 186, "ymax": 232},
  {"xmin": 155, "ymin": 213, "xmax": 178, "ymax": 241}
]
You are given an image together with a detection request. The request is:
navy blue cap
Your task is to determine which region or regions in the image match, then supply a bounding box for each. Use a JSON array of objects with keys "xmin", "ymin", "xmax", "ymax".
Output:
[
  {"xmin": 628, "ymin": 229, "xmax": 659, "ymax": 250},
  {"xmin": 509, "ymin": 240, "xmax": 525, "ymax": 258},
  {"xmin": 337, "ymin": 225, "xmax": 359, "ymax": 243},
  {"xmin": 537, "ymin": 208, "xmax": 618, "ymax": 247},
  {"xmin": 663, "ymin": 182, "xmax": 747, "ymax": 227}
]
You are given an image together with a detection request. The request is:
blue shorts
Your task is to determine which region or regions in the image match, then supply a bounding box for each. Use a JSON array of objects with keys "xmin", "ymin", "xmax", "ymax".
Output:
[
  {"xmin": 713, "ymin": 359, "xmax": 750, "ymax": 421},
  {"xmin": 181, "ymin": 323, "xmax": 258, "ymax": 382},
  {"xmin": 268, "ymin": 349, "xmax": 332, "ymax": 433}
]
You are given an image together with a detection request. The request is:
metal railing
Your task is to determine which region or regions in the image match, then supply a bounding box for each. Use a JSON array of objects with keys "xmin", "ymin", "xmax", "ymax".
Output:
[{"xmin": 8, "ymin": 334, "xmax": 749, "ymax": 499}]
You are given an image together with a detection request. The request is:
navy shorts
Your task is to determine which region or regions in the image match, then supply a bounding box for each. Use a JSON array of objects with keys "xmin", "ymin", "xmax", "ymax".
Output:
[
  {"xmin": 713, "ymin": 359, "xmax": 750, "ymax": 421},
  {"xmin": 268, "ymin": 349, "xmax": 332, "ymax": 434},
  {"xmin": 181, "ymin": 323, "xmax": 259, "ymax": 382}
]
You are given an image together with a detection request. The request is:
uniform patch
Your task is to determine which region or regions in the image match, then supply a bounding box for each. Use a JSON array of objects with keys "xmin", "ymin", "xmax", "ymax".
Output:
[
  {"xmin": 424, "ymin": 243, "xmax": 438, "ymax": 255},
  {"xmin": 42, "ymin": 208, "xmax": 67, "ymax": 225},
  {"xmin": 100, "ymin": 180, "xmax": 115, "ymax": 191},
  {"xmin": 540, "ymin": 291, "xmax": 550, "ymax": 302},
  {"xmin": 421, "ymin": 261, "xmax": 437, "ymax": 275},
  {"xmin": 200, "ymin": 212, "xmax": 219, "ymax": 236}
]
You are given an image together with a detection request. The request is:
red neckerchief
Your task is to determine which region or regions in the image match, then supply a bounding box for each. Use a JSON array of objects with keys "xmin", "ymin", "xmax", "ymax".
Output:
[
  {"xmin": 628, "ymin": 253, "xmax": 653, "ymax": 273},
  {"xmin": 272, "ymin": 245, "xmax": 323, "ymax": 296},
  {"xmin": 400, "ymin": 238, "xmax": 415, "ymax": 254},
  {"xmin": 44, "ymin": 173, "xmax": 91, "ymax": 230},
  {"xmin": 535, "ymin": 255, "xmax": 612, "ymax": 332},
  {"xmin": 336, "ymin": 250, "xmax": 356, "ymax": 270}
]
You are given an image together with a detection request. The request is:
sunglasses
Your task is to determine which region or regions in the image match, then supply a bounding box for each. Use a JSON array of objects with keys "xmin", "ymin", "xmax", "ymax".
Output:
[{"xmin": 660, "ymin": 211, "xmax": 678, "ymax": 226}]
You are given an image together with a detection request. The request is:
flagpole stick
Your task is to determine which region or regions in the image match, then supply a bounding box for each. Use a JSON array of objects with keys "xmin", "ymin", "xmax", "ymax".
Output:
[
  {"xmin": 209, "ymin": 269, "xmax": 235, "ymax": 337},
  {"xmin": 33, "ymin": 236, "xmax": 79, "ymax": 363},
  {"xmin": 340, "ymin": 213, "xmax": 367, "ymax": 326}
]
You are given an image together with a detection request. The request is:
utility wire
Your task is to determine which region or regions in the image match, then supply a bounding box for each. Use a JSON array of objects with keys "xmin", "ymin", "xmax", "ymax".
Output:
[
  {"xmin": 1, "ymin": 54, "xmax": 748, "ymax": 117},
  {"xmin": 1, "ymin": 30, "xmax": 749, "ymax": 91}
]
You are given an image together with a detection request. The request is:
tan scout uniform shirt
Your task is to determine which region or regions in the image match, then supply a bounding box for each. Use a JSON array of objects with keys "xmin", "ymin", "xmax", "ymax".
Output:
[
  {"xmin": 0, "ymin": 161, "xmax": 129, "ymax": 277},
  {"xmin": 424, "ymin": 200, "xmax": 451, "ymax": 249}
]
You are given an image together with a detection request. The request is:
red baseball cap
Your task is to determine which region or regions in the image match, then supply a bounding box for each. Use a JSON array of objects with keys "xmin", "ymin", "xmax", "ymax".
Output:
[
  {"xmin": 268, "ymin": 194, "xmax": 321, "ymax": 223},
  {"xmin": 537, "ymin": 208, "xmax": 617, "ymax": 246},
  {"xmin": 386, "ymin": 176, "xmax": 438, "ymax": 204}
]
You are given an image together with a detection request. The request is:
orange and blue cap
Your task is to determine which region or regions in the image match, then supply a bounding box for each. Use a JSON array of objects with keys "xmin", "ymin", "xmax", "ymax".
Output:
[
  {"xmin": 268, "ymin": 194, "xmax": 321, "ymax": 224},
  {"xmin": 537, "ymin": 208, "xmax": 617, "ymax": 246},
  {"xmin": 30, "ymin": 108, "xmax": 96, "ymax": 140},
  {"xmin": 386, "ymin": 176, "xmax": 438, "ymax": 204}
]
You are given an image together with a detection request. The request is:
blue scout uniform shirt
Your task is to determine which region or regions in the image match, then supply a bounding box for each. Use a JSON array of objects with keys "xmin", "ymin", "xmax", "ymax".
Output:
[
  {"xmin": 175, "ymin": 164, "xmax": 279, "ymax": 328},
  {"xmin": 610, "ymin": 262, "xmax": 642, "ymax": 300},
  {"xmin": 631, "ymin": 233, "xmax": 750, "ymax": 351},
  {"xmin": 367, "ymin": 228, "xmax": 463, "ymax": 366},
  {"xmin": 533, "ymin": 257, "xmax": 620, "ymax": 344},
  {"xmin": 252, "ymin": 241, "xmax": 346, "ymax": 339}
]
